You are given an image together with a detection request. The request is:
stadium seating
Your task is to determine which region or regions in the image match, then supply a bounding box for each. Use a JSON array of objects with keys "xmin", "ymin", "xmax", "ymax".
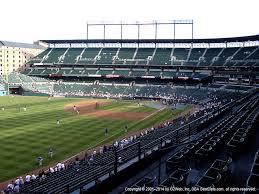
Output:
[
  {"xmin": 97, "ymin": 69, "xmax": 113, "ymax": 75},
  {"xmin": 247, "ymin": 47, "xmax": 259, "ymax": 60},
  {"xmin": 151, "ymin": 48, "xmax": 172, "ymax": 65},
  {"xmin": 199, "ymin": 48, "xmax": 222, "ymax": 66},
  {"xmin": 78, "ymin": 48, "xmax": 101, "ymax": 64},
  {"xmin": 113, "ymin": 69, "xmax": 130, "ymax": 76},
  {"xmin": 28, "ymin": 68, "xmax": 45, "ymax": 75},
  {"xmin": 116, "ymin": 48, "xmax": 136, "ymax": 64},
  {"xmin": 71, "ymin": 68, "xmax": 85, "ymax": 75},
  {"xmin": 135, "ymin": 48, "xmax": 154, "ymax": 60},
  {"xmin": 232, "ymin": 46, "xmax": 257, "ymax": 60},
  {"xmin": 27, "ymin": 44, "xmax": 259, "ymax": 68},
  {"xmin": 246, "ymin": 150, "xmax": 259, "ymax": 192},
  {"xmin": 57, "ymin": 68, "xmax": 73, "ymax": 75},
  {"xmin": 148, "ymin": 69, "xmax": 162, "ymax": 77},
  {"xmin": 28, "ymin": 48, "xmax": 51, "ymax": 64},
  {"xmin": 63, "ymin": 48, "xmax": 84, "ymax": 64},
  {"xmin": 116, "ymin": 92, "xmax": 258, "ymax": 194},
  {"xmin": 212, "ymin": 47, "xmax": 239, "ymax": 66},
  {"xmin": 189, "ymin": 48, "xmax": 206, "ymax": 61},
  {"xmin": 43, "ymin": 48, "xmax": 67, "ymax": 63},
  {"xmin": 130, "ymin": 69, "xmax": 147, "ymax": 77},
  {"xmin": 31, "ymin": 79, "xmax": 243, "ymax": 101},
  {"xmin": 97, "ymin": 48, "xmax": 118, "ymax": 64},
  {"xmin": 173, "ymin": 48, "xmax": 190, "ymax": 61}
]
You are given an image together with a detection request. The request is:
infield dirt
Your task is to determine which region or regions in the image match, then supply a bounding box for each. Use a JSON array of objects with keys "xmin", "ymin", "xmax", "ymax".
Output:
[{"xmin": 64, "ymin": 100, "xmax": 153, "ymax": 120}]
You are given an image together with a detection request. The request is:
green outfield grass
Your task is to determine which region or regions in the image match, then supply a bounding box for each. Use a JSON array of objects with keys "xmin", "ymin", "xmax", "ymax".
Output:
[{"xmin": 0, "ymin": 96, "xmax": 190, "ymax": 182}]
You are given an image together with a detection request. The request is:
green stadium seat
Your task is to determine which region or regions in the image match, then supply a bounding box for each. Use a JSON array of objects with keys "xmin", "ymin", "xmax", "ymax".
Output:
[
  {"xmin": 97, "ymin": 69, "xmax": 114, "ymax": 75},
  {"xmin": 77, "ymin": 48, "xmax": 101, "ymax": 64},
  {"xmin": 97, "ymin": 48, "xmax": 118, "ymax": 64},
  {"xmin": 63, "ymin": 48, "xmax": 84, "ymax": 64},
  {"xmin": 135, "ymin": 48, "xmax": 154, "ymax": 59},
  {"xmin": 151, "ymin": 48, "xmax": 172, "ymax": 65},
  {"xmin": 189, "ymin": 48, "xmax": 206, "ymax": 61},
  {"xmin": 116, "ymin": 48, "xmax": 136, "ymax": 64},
  {"xmin": 43, "ymin": 48, "xmax": 67, "ymax": 63},
  {"xmin": 199, "ymin": 48, "xmax": 222, "ymax": 66},
  {"xmin": 173, "ymin": 48, "xmax": 190, "ymax": 61}
]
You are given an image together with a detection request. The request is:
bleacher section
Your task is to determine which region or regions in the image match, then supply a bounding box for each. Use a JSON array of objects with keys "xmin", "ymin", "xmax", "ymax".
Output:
[
  {"xmin": 5, "ymin": 72, "xmax": 253, "ymax": 99},
  {"xmin": 212, "ymin": 47, "xmax": 239, "ymax": 66},
  {"xmin": 189, "ymin": 48, "xmax": 206, "ymax": 61},
  {"xmin": 135, "ymin": 48, "xmax": 154, "ymax": 59},
  {"xmin": 43, "ymin": 48, "xmax": 67, "ymax": 63},
  {"xmin": 23, "ymin": 67, "xmax": 210, "ymax": 80},
  {"xmin": 116, "ymin": 48, "xmax": 136, "ymax": 64},
  {"xmin": 173, "ymin": 48, "xmax": 190, "ymax": 61},
  {"xmin": 118, "ymin": 92, "xmax": 259, "ymax": 194},
  {"xmin": 97, "ymin": 48, "xmax": 118, "ymax": 64},
  {"xmin": 246, "ymin": 150, "xmax": 259, "ymax": 192},
  {"xmin": 63, "ymin": 48, "xmax": 84, "ymax": 64},
  {"xmin": 28, "ymin": 48, "xmax": 51, "ymax": 64},
  {"xmin": 151, "ymin": 48, "xmax": 172, "ymax": 65},
  {"xmin": 199, "ymin": 48, "xmax": 222, "ymax": 66},
  {"xmin": 78, "ymin": 48, "xmax": 101, "ymax": 64},
  {"xmin": 26, "ymin": 45, "xmax": 259, "ymax": 70}
]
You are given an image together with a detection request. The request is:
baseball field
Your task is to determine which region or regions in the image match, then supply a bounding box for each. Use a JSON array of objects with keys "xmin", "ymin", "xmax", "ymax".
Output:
[{"xmin": 0, "ymin": 96, "xmax": 191, "ymax": 183}]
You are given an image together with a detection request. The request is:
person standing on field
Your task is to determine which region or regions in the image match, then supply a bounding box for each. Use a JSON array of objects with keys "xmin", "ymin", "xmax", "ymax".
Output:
[
  {"xmin": 124, "ymin": 124, "xmax": 128, "ymax": 133},
  {"xmin": 37, "ymin": 156, "xmax": 43, "ymax": 166},
  {"xmin": 48, "ymin": 147, "xmax": 53, "ymax": 159},
  {"xmin": 104, "ymin": 128, "xmax": 108, "ymax": 136}
]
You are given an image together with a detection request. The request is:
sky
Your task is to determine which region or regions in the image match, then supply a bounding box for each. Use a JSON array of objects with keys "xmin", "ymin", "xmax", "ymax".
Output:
[{"xmin": 0, "ymin": 0, "xmax": 258, "ymax": 43}]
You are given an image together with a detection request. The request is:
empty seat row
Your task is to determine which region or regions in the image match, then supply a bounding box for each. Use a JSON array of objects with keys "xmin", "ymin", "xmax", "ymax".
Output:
[
  {"xmin": 196, "ymin": 157, "xmax": 232, "ymax": 188},
  {"xmin": 246, "ymin": 150, "xmax": 259, "ymax": 192}
]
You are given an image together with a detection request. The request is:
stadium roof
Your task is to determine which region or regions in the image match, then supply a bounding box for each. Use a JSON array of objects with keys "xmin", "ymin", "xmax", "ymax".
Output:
[
  {"xmin": 0, "ymin": 40, "xmax": 44, "ymax": 49},
  {"xmin": 39, "ymin": 35, "xmax": 259, "ymax": 44}
]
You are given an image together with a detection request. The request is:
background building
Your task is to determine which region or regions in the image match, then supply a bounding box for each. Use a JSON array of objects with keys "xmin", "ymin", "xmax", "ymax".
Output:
[{"xmin": 0, "ymin": 41, "xmax": 45, "ymax": 76}]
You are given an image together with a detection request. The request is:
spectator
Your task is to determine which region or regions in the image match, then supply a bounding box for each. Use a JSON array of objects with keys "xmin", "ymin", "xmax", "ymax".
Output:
[
  {"xmin": 13, "ymin": 184, "xmax": 19, "ymax": 193},
  {"xmin": 14, "ymin": 177, "xmax": 20, "ymax": 186},
  {"xmin": 39, "ymin": 170, "xmax": 46, "ymax": 181},
  {"xmin": 56, "ymin": 162, "xmax": 62, "ymax": 171},
  {"xmin": 25, "ymin": 174, "xmax": 31, "ymax": 183},
  {"xmin": 74, "ymin": 157, "xmax": 80, "ymax": 167},
  {"xmin": 31, "ymin": 174, "xmax": 36, "ymax": 181},
  {"xmin": 61, "ymin": 163, "xmax": 65, "ymax": 170},
  {"xmin": 49, "ymin": 167, "xmax": 54, "ymax": 173},
  {"xmin": 19, "ymin": 177, "xmax": 24, "ymax": 186},
  {"xmin": 6, "ymin": 181, "xmax": 14, "ymax": 192}
]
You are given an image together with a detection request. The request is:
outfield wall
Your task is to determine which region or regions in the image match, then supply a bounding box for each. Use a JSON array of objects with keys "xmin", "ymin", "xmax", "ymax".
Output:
[{"xmin": 23, "ymin": 91, "xmax": 49, "ymax": 96}]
